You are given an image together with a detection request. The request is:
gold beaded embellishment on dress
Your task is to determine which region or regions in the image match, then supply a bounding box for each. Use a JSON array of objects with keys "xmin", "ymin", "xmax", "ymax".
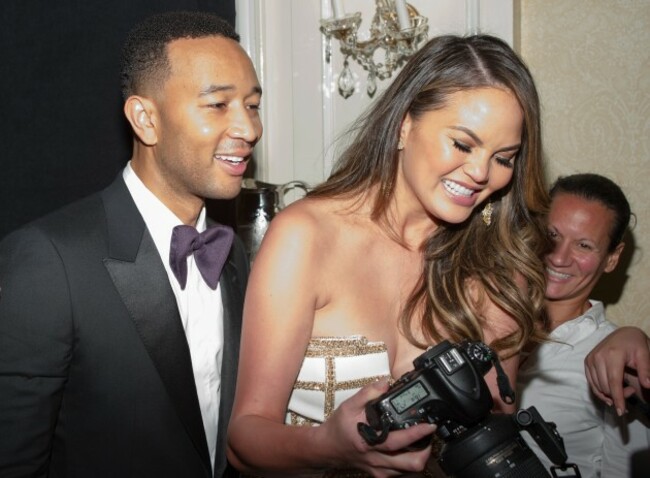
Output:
[
  {"xmin": 290, "ymin": 336, "xmax": 391, "ymax": 422},
  {"xmin": 281, "ymin": 337, "xmax": 440, "ymax": 478}
]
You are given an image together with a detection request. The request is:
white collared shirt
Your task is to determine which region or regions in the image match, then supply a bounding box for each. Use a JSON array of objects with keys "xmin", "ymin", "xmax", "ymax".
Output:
[
  {"xmin": 123, "ymin": 163, "xmax": 222, "ymax": 470},
  {"xmin": 518, "ymin": 300, "xmax": 649, "ymax": 477}
]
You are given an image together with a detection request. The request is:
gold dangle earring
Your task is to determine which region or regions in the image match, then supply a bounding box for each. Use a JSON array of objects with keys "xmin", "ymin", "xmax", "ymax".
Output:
[{"xmin": 481, "ymin": 200, "xmax": 493, "ymax": 227}]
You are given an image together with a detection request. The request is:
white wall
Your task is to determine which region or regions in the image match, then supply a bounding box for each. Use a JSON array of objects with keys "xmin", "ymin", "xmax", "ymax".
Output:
[{"xmin": 236, "ymin": 0, "xmax": 514, "ymax": 188}]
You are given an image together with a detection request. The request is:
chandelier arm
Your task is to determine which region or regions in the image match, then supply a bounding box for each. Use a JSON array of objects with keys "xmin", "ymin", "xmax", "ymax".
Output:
[{"xmin": 320, "ymin": 1, "xmax": 429, "ymax": 98}]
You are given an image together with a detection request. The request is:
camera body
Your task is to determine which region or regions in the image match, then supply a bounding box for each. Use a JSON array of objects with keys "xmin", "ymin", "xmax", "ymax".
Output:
[
  {"xmin": 360, "ymin": 340, "xmax": 575, "ymax": 478},
  {"xmin": 364, "ymin": 340, "xmax": 494, "ymax": 442}
]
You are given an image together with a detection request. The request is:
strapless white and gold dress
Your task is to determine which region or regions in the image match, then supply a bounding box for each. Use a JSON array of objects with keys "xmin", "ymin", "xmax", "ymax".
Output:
[
  {"xmin": 282, "ymin": 336, "xmax": 441, "ymax": 478},
  {"xmin": 285, "ymin": 336, "xmax": 391, "ymax": 427}
]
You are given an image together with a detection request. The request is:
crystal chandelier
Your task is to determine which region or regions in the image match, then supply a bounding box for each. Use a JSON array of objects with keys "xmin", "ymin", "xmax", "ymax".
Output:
[{"xmin": 320, "ymin": 0, "xmax": 428, "ymax": 99}]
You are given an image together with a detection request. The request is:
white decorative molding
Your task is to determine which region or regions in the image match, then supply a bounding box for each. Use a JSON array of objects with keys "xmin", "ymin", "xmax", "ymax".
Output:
[{"xmin": 466, "ymin": 0, "xmax": 480, "ymax": 34}]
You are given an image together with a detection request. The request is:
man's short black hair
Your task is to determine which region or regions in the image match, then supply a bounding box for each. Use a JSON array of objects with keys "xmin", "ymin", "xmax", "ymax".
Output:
[{"xmin": 120, "ymin": 11, "xmax": 240, "ymax": 100}]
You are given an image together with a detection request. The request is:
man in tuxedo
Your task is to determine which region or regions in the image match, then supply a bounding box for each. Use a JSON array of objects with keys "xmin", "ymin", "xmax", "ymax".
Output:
[{"xmin": 0, "ymin": 11, "xmax": 261, "ymax": 477}]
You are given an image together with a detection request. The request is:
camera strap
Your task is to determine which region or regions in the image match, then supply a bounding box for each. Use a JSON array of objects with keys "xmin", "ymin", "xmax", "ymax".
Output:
[
  {"xmin": 357, "ymin": 418, "xmax": 390, "ymax": 445},
  {"xmin": 491, "ymin": 355, "xmax": 516, "ymax": 405}
]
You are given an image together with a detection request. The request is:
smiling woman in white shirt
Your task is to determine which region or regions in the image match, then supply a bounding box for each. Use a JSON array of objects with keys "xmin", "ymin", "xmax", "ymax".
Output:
[{"xmin": 517, "ymin": 173, "xmax": 649, "ymax": 477}]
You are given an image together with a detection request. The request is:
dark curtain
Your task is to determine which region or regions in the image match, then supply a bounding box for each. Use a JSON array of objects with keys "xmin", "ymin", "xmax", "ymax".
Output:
[{"xmin": 0, "ymin": 0, "xmax": 236, "ymax": 239}]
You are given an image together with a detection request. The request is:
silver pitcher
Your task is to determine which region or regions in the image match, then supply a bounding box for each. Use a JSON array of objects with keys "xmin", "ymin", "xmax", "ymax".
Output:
[{"xmin": 236, "ymin": 178, "xmax": 310, "ymax": 262}]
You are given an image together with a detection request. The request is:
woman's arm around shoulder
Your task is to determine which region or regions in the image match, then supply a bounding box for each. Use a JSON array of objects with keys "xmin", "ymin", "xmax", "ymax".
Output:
[{"xmin": 584, "ymin": 326, "xmax": 650, "ymax": 416}]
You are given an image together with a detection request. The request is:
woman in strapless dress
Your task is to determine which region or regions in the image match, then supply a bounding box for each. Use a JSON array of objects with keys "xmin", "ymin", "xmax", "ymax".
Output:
[{"xmin": 227, "ymin": 34, "xmax": 549, "ymax": 477}]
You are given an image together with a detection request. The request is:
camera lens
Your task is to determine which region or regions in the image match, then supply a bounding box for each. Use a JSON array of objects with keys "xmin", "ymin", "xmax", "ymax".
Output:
[{"xmin": 438, "ymin": 414, "xmax": 550, "ymax": 478}]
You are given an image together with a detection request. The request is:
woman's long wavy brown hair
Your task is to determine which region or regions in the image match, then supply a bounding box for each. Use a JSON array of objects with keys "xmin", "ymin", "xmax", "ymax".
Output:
[{"xmin": 309, "ymin": 34, "xmax": 550, "ymax": 355}]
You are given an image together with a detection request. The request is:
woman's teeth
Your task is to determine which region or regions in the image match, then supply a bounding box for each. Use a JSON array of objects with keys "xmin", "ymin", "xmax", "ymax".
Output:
[
  {"xmin": 442, "ymin": 180, "xmax": 473, "ymax": 197},
  {"xmin": 546, "ymin": 267, "xmax": 570, "ymax": 279}
]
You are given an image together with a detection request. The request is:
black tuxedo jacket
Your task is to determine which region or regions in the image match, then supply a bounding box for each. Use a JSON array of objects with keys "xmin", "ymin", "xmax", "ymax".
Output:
[{"xmin": 0, "ymin": 175, "xmax": 248, "ymax": 477}]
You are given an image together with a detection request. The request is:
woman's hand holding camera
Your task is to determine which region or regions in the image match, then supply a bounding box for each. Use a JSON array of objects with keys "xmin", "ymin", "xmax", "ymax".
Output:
[{"xmin": 316, "ymin": 379, "xmax": 436, "ymax": 477}]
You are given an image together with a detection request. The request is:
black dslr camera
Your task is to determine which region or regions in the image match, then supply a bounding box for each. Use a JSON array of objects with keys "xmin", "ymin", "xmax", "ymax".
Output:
[{"xmin": 359, "ymin": 340, "xmax": 581, "ymax": 478}]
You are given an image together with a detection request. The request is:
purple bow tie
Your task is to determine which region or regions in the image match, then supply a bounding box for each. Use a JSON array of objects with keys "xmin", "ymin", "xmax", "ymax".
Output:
[{"xmin": 169, "ymin": 224, "xmax": 234, "ymax": 290}]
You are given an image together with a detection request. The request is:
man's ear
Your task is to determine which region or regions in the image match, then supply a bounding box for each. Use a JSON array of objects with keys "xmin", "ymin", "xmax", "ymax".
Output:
[
  {"xmin": 604, "ymin": 242, "xmax": 625, "ymax": 273},
  {"xmin": 123, "ymin": 96, "xmax": 158, "ymax": 146}
]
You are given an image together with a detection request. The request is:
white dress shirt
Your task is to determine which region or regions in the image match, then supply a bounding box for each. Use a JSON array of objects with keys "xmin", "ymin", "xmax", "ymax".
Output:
[
  {"xmin": 123, "ymin": 163, "xmax": 223, "ymax": 470},
  {"xmin": 518, "ymin": 300, "xmax": 649, "ymax": 477}
]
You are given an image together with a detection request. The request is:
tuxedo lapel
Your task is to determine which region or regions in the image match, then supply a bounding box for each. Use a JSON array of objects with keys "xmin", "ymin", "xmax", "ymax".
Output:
[
  {"xmin": 100, "ymin": 177, "xmax": 211, "ymax": 471},
  {"xmin": 220, "ymin": 258, "xmax": 243, "ymax": 412},
  {"xmin": 214, "ymin": 255, "xmax": 245, "ymax": 476}
]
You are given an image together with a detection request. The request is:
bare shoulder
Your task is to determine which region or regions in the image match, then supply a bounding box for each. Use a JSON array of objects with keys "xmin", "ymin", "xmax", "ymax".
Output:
[
  {"xmin": 261, "ymin": 197, "xmax": 344, "ymax": 258},
  {"xmin": 268, "ymin": 197, "xmax": 328, "ymax": 235}
]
